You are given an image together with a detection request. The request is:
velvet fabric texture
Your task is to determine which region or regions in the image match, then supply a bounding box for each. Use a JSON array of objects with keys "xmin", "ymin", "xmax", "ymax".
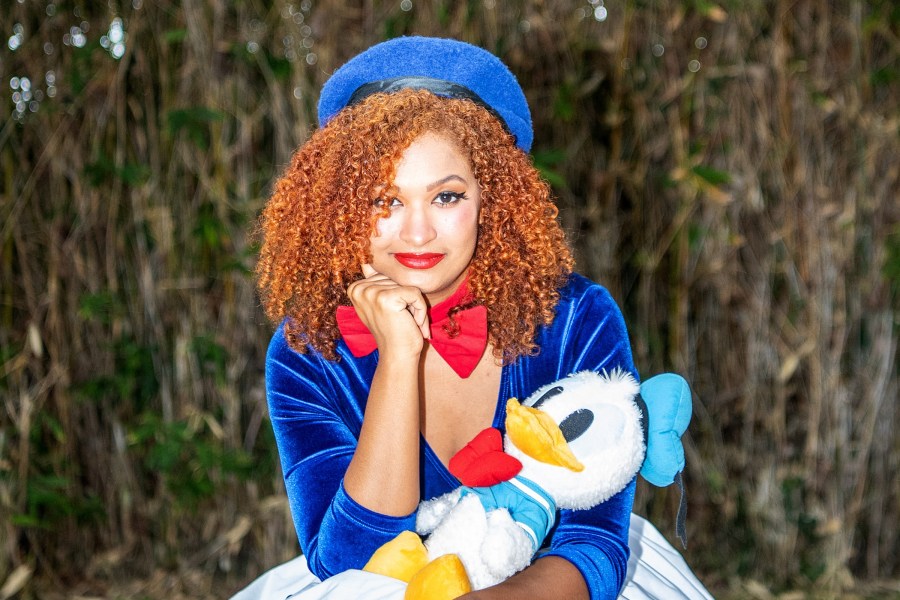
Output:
[{"xmin": 266, "ymin": 273, "xmax": 638, "ymax": 600}]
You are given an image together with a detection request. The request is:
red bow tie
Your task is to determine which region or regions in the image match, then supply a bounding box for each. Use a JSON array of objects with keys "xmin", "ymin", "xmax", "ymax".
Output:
[
  {"xmin": 336, "ymin": 281, "xmax": 488, "ymax": 378},
  {"xmin": 449, "ymin": 427, "xmax": 522, "ymax": 487}
]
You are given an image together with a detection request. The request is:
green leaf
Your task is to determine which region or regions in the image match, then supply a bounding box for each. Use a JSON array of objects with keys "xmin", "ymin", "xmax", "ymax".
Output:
[
  {"xmin": 164, "ymin": 28, "xmax": 187, "ymax": 43},
  {"xmin": 118, "ymin": 162, "xmax": 150, "ymax": 185},
  {"xmin": 84, "ymin": 155, "xmax": 150, "ymax": 187},
  {"xmin": 168, "ymin": 107, "xmax": 225, "ymax": 128},
  {"xmin": 11, "ymin": 514, "xmax": 45, "ymax": 528},
  {"xmin": 264, "ymin": 51, "xmax": 292, "ymax": 80},
  {"xmin": 870, "ymin": 65, "xmax": 897, "ymax": 88},
  {"xmin": 78, "ymin": 291, "xmax": 118, "ymax": 323},
  {"xmin": 553, "ymin": 83, "xmax": 576, "ymax": 122},
  {"xmin": 532, "ymin": 149, "xmax": 567, "ymax": 166},
  {"xmin": 68, "ymin": 44, "xmax": 95, "ymax": 96},
  {"xmin": 533, "ymin": 149, "xmax": 568, "ymax": 189},
  {"xmin": 192, "ymin": 334, "xmax": 228, "ymax": 383},
  {"xmin": 167, "ymin": 107, "xmax": 225, "ymax": 149},
  {"xmin": 84, "ymin": 155, "xmax": 116, "ymax": 187},
  {"xmin": 535, "ymin": 166, "xmax": 567, "ymax": 189},
  {"xmin": 192, "ymin": 202, "xmax": 229, "ymax": 251},
  {"xmin": 883, "ymin": 229, "xmax": 900, "ymax": 295},
  {"xmin": 691, "ymin": 165, "xmax": 731, "ymax": 186}
]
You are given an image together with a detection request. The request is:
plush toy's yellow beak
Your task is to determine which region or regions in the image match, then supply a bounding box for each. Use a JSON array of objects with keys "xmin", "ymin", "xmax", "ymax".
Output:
[{"xmin": 505, "ymin": 398, "xmax": 584, "ymax": 472}]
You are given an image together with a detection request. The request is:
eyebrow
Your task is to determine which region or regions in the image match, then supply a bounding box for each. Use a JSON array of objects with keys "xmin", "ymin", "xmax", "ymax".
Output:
[{"xmin": 425, "ymin": 174, "xmax": 467, "ymax": 191}]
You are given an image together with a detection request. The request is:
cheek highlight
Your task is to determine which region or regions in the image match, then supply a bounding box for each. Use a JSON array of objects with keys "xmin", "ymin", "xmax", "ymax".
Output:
[
  {"xmin": 443, "ymin": 204, "xmax": 480, "ymax": 231},
  {"xmin": 370, "ymin": 214, "xmax": 394, "ymax": 239}
]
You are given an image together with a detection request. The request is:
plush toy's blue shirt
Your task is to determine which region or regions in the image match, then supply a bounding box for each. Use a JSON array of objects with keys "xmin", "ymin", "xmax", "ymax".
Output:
[
  {"xmin": 461, "ymin": 476, "xmax": 557, "ymax": 552},
  {"xmin": 266, "ymin": 273, "xmax": 637, "ymax": 600}
]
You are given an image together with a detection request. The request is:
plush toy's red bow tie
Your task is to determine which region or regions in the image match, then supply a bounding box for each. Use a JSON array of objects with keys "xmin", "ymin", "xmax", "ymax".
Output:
[
  {"xmin": 336, "ymin": 280, "xmax": 487, "ymax": 378},
  {"xmin": 449, "ymin": 427, "xmax": 522, "ymax": 487}
]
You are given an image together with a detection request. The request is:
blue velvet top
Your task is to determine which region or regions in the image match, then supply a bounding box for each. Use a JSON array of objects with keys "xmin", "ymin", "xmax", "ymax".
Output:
[{"xmin": 266, "ymin": 273, "xmax": 638, "ymax": 600}]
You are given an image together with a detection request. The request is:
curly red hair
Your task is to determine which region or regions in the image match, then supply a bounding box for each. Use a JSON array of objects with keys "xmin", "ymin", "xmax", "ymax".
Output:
[{"xmin": 256, "ymin": 89, "xmax": 574, "ymax": 363}]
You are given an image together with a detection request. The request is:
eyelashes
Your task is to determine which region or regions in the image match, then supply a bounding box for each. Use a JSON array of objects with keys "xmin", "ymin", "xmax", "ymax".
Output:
[
  {"xmin": 435, "ymin": 191, "xmax": 468, "ymax": 205},
  {"xmin": 373, "ymin": 191, "xmax": 469, "ymax": 209},
  {"xmin": 372, "ymin": 197, "xmax": 397, "ymax": 208}
]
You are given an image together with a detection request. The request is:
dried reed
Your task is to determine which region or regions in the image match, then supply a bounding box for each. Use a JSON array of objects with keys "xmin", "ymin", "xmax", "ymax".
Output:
[{"xmin": 1, "ymin": 0, "xmax": 897, "ymax": 597}]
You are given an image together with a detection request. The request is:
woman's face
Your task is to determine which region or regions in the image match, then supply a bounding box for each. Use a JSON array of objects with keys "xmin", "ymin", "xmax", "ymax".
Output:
[{"xmin": 368, "ymin": 132, "xmax": 482, "ymax": 305}]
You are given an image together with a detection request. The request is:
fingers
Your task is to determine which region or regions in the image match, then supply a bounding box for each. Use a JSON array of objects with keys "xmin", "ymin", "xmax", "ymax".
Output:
[
  {"xmin": 347, "ymin": 265, "xmax": 388, "ymax": 297},
  {"xmin": 408, "ymin": 298, "xmax": 431, "ymax": 340},
  {"xmin": 352, "ymin": 265, "xmax": 426, "ymax": 321},
  {"xmin": 347, "ymin": 274, "xmax": 403, "ymax": 301},
  {"xmin": 346, "ymin": 268, "xmax": 431, "ymax": 349},
  {"xmin": 367, "ymin": 285, "xmax": 421, "ymax": 312}
]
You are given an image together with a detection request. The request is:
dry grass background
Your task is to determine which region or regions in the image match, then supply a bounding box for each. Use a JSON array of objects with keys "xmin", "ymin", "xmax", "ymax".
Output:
[{"xmin": 1, "ymin": 1, "xmax": 897, "ymax": 598}]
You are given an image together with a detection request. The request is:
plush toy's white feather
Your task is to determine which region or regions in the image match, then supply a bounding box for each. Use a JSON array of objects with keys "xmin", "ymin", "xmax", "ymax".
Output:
[
  {"xmin": 480, "ymin": 509, "xmax": 534, "ymax": 582},
  {"xmin": 416, "ymin": 488, "xmax": 462, "ymax": 535},
  {"xmin": 416, "ymin": 493, "xmax": 534, "ymax": 590}
]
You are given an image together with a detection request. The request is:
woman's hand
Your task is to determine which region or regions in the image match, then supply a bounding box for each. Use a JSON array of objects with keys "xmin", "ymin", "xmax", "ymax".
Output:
[{"xmin": 347, "ymin": 264, "xmax": 430, "ymax": 359}]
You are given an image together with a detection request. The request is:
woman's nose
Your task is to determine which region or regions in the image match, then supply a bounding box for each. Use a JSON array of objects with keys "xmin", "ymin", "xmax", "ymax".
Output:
[{"xmin": 399, "ymin": 204, "xmax": 437, "ymax": 246}]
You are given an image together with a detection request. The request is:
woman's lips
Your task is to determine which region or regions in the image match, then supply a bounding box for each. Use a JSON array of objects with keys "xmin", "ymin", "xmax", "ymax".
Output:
[{"xmin": 393, "ymin": 253, "xmax": 445, "ymax": 269}]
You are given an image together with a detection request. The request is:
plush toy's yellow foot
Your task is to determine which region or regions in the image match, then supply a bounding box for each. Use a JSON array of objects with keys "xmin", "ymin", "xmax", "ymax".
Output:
[
  {"xmin": 405, "ymin": 554, "xmax": 472, "ymax": 600},
  {"xmin": 363, "ymin": 531, "xmax": 429, "ymax": 583}
]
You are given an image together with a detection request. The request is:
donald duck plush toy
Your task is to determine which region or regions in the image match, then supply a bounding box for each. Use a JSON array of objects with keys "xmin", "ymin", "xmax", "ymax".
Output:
[{"xmin": 361, "ymin": 370, "xmax": 692, "ymax": 599}]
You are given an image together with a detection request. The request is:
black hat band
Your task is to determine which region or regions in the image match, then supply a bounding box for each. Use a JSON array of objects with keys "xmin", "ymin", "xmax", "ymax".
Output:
[{"xmin": 346, "ymin": 76, "xmax": 511, "ymax": 136}]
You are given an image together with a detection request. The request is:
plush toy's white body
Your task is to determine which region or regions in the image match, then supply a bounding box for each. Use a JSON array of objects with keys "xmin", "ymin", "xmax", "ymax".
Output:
[
  {"xmin": 413, "ymin": 369, "xmax": 646, "ymax": 590},
  {"xmin": 416, "ymin": 489, "xmax": 535, "ymax": 589}
]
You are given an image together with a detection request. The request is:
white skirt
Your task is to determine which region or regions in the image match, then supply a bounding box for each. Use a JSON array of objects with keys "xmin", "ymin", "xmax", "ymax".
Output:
[{"xmin": 231, "ymin": 514, "xmax": 713, "ymax": 600}]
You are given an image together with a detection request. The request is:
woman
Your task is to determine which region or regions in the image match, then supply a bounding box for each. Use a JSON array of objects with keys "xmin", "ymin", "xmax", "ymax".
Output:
[{"xmin": 248, "ymin": 37, "xmax": 710, "ymax": 600}]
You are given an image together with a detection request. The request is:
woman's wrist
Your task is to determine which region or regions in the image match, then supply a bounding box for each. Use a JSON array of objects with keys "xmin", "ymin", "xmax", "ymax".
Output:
[{"xmin": 376, "ymin": 343, "xmax": 424, "ymax": 367}]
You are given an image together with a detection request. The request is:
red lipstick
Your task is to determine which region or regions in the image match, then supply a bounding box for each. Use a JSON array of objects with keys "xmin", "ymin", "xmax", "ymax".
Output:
[{"xmin": 393, "ymin": 253, "xmax": 445, "ymax": 269}]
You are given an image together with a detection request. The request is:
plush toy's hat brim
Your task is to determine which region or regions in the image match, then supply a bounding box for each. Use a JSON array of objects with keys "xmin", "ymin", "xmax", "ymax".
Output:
[{"xmin": 317, "ymin": 36, "xmax": 533, "ymax": 152}]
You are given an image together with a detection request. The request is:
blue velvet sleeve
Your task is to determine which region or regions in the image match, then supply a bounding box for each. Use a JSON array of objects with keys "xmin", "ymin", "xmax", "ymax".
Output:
[
  {"xmin": 533, "ymin": 276, "xmax": 638, "ymax": 599},
  {"xmin": 266, "ymin": 327, "xmax": 416, "ymax": 579}
]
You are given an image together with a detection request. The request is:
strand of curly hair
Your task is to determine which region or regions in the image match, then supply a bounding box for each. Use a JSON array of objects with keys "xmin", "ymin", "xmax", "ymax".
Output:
[{"xmin": 255, "ymin": 89, "xmax": 574, "ymax": 363}]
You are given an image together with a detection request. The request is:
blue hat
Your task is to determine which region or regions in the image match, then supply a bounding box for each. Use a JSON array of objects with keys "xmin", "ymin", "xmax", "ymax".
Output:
[{"xmin": 317, "ymin": 36, "xmax": 533, "ymax": 152}]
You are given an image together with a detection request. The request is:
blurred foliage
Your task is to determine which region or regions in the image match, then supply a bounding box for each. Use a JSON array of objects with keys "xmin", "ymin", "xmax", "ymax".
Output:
[
  {"xmin": 128, "ymin": 411, "xmax": 259, "ymax": 511},
  {"xmin": 0, "ymin": 0, "xmax": 897, "ymax": 597}
]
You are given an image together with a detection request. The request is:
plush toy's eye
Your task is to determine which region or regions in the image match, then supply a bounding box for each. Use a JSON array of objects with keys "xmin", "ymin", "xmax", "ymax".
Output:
[
  {"xmin": 634, "ymin": 392, "xmax": 649, "ymax": 446},
  {"xmin": 560, "ymin": 409, "xmax": 594, "ymax": 442},
  {"xmin": 530, "ymin": 386, "xmax": 564, "ymax": 409}
]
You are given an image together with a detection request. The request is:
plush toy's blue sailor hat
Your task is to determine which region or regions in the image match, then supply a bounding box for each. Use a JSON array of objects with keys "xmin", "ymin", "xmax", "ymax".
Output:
[{"xmin": 317, "ymin": 36, "xmax": 534, "ymax": 152}]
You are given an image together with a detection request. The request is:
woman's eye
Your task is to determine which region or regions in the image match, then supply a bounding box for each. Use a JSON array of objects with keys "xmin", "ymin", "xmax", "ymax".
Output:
[
  {"xmin": 374, "ymin": 197, "xmax": 401, "ymax": 208},
  {"xmin": 435, "ymin": 191, "xmax": 466, "ymax": 205}
]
